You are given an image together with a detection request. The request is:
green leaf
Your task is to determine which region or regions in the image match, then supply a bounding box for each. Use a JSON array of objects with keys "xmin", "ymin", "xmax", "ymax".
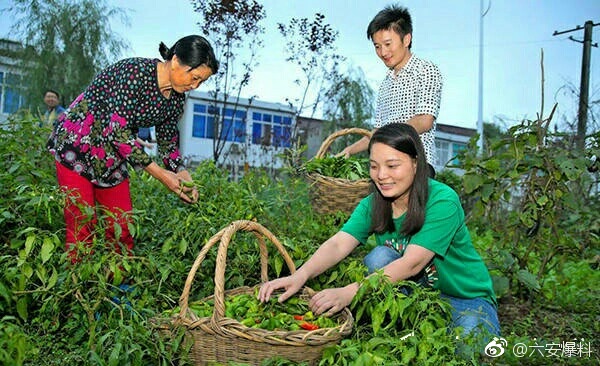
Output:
[
  {"xmin": 273, "ymin": 255, "xmax": 283, "ymax": 277},
  {"xmin": 491, "ymin": 275, "xmax": 510, "ymax": 298},
  {"xmin": 40, "ymin": 237, "xmax": 54, "ymax": 263},
  {"xmin": 21, "ymin": 263, "xmax": 33, "ymax": 279},
  {"xmin": 16, "ymin": 297, "xmax": 28, "ymax": 321},
  {"xmin": 162, "ymin": 237, "xmax": 173, "ymax": 253},
  {"xmin": 24, "ymin": 234, "xmax": 35, "ymax": 257},
  {"xmin": 536, "ymin": 195, "xmax": 549, "ymax": 207},
  {"xmin": 462, "ymin": 173, "xmax": 484, "ymax": 194},
  {"xmin": 46, "ymin": 268, "xmax": 58, "ymax": 290},
  {"xmin": 179, "ymin": 237, "xmax": 188, "ymax": 255},
  {"xmin": 516, "ymin": 269, "xmax": 541, "ymax": 291}
]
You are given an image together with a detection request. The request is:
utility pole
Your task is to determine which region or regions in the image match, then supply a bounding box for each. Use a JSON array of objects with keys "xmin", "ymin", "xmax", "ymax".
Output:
[
  {"xmin": 477, "ymin": 0, "xmax": 491, "ymax": 154},
  {"xmin": 553, "ymin": 20, "xmax": 599, "ymax": 150}
]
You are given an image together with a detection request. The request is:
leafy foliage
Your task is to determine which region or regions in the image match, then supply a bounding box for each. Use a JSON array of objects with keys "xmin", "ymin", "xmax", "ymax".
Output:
[
  {"xmin": 190, "ymin": 0, "xmax": 266, "ymax": 164},
  {"xmin": 0, "ymin": 113, "xmax": 598, "ymax": 365},
  {"xmin": 278, "ymin": 13, "xmax": 344, "ymax": 119},
  {"xmin": 322, "ymin": 67, "xmax": 375, "ymax": 134},
  {"xmin": 3, "ymin": 0, "xmax": 129, "ymax": 109},
  {"xmin": 303, "ymin": 156, "xmax": 370, "ymax": 180},
  {"xmin": 457, "ymin": 111, "xmax": 600, "ymax": 301}
]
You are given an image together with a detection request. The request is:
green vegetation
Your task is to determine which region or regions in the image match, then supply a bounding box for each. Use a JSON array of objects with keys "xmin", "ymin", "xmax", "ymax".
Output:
[
  {"xmin": 303, "ymin": 156, "xmax": 370, "ymax": 180},
  {"xmin": 0, "ymin": 112, "xmax": 598, "ymax": 365}
]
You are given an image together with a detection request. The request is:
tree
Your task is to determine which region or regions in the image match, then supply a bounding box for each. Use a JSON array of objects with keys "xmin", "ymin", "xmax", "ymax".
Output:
[
  {"xmin": 3, "ymin": 0, "xmax": 130, "ymax": 113},
  {"xmin": 278, "ymin": 13, "xmax": 344, "ymax": 120},
  {"xmin": 321, "ymin": 66, "xmax": 374, "ymax": 153},
  {"xmin": 322, "ymin": 67, "xmax": 374, "ymax": 131},
  {"xmin": 190, "ymin": 0, "xmax": 266, "ymax": 165}
]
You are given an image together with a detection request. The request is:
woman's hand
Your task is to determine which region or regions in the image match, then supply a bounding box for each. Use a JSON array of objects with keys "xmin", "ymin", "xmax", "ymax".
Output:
[
  {"xmin": 144, "ymin": 162, "xmax": 198, "ymax": 203},
  {"xmin": 258, "ymin": 272, "xmax": 308, "ymax": 304},
  {"xmin": 309, "ymin": 283, "xmax": 358, "ymax": 316},
  {"xmin": 335, "ymin": 147, "xmax": 351, "ymax": 158},
  {"xmin": 176, "ymin": 170, "xmax": 198, "ymax": 203}
]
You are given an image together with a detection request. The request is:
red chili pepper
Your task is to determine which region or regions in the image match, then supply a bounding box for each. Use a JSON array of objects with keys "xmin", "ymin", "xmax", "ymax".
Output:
[
  {"xmin": 293, "ymin": 315, "xmax": 304, "ymax": 320},
  {"xmin": 300, "ymin": 322, "xmax": 319, "ymax": 331}
]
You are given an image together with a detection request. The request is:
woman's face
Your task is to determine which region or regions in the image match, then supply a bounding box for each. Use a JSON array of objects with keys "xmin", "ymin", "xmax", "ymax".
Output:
[
  {"xmin": 170, "ymin": 55, "xmax": 213, "ymax": 93},
  {"xmin": 369, "ymin": 142, "xmax": 417, "ymax": 203}
]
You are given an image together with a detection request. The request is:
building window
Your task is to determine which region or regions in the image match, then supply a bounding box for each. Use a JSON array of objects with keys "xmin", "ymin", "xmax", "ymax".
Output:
[
  {"xmin": 436, "ymin": 140, "xmax": 450, "ymax": 166},
  {"xmin": 251, "ymin": 112, "xmax": 292, "ymax": 147},
  {"xmin": 192, "ymin": 103, "xmax": 246, "ymax": 142},
  {"xmin": 221, "ymin": 107, "xmax": 246, "ymax": 142},
  {"xmin": 0, "ymin": 71, "xmax": 25, "ymax": 115},
  {"xmin": 451, "ymin": 143, "xmax": 467, "ymax": 165},
  {"xmin": 192, "ymin": 103, "xmax": 215, "ymax": 139}
]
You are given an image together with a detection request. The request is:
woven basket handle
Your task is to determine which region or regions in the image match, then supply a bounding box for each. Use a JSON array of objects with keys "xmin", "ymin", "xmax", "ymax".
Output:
[
  {"xmin": 314, "ymin": 127, "xmax": 372, "ymax": 159},
  {"xmin": 178, "ymin": 220, "xmax": 297, "ymax": 323}
]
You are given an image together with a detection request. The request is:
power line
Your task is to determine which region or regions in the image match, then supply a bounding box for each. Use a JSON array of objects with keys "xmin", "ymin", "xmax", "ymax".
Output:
[{"xmin": 553, "ymin": 20, "xmax": 599, "ymax": 150}]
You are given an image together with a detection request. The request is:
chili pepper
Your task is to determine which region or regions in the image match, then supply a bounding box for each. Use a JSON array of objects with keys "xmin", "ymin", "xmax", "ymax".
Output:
[
  {"xmin": 293, "ymin": 315, "xmax": 304, "ymax": 320},
  {"xmin": 300, "ymin": 322, "xmax": 319, "ymax": 331}
]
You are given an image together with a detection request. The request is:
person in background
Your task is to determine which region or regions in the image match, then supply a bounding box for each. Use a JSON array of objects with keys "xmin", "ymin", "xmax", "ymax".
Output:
[
  {"xmin": 42, "ymin": 89, "xmax": 66, "ymax": 127},
  {"xmin": 47, "ymin": 35, "xmax": 218, "ymax": 264},
  {"xmin": 259, "ymin": 123, "xmax": 499, "ymax": 350},
  {"xmin": 340, "ymin": 4, "xmax": 442, "ymax": 178}
]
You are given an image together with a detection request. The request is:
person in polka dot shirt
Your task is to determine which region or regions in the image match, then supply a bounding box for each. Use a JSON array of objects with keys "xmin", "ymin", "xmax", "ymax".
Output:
[
  {"xmin": 340, "ymin": 5, "xmax": 442, "ymax": 178},
  {"xmin": 47, "ymin": 35, "xmax": 218, "ymax": 263}
]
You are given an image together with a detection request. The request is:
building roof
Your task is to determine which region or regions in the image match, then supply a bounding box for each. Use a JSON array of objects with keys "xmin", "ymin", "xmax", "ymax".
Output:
[
  {"xmin": 0, "ymin": 38, "xmax": 24, "ymax": 69},
  {"xmin": 188, "ymin": 90, "xmax": 296, "ymax": 114},
  {"xmin": 437, "ymin": 123, "xmax": 476, "ymax": 137}
]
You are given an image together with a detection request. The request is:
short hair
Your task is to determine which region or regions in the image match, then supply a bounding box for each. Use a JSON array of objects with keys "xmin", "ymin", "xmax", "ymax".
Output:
[
  {"xmin": 367, "ymin": 4, "xmax": 413, "ymax": 47},
  {"xmin": 44, "ymin": 89, "xmax": 60, "ymax": 99},
  {"xmin": 158, "ymin": 35, "xmax": 219, "ymax": 75}
]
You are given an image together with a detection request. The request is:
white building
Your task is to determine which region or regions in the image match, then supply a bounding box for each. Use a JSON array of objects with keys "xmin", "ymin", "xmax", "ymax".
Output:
[
  {"xmin": 179, "ymin": 91, "xmax": 296, "ymax": 174},
  {"xmin": 434, "ymin": 123, "xmax": 477, "ymax": 173},
  {"xmin": 177, "ymin": 91, "xmax": 477, "ymax": 175},
  {"xmin": 0, "ymin": 39, "xmax": 26, "ymax": 123}
]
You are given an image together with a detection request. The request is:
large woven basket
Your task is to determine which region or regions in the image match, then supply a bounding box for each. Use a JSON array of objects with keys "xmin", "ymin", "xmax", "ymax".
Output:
[
  {"xmin": 306, "ymin": 128, "xmax": 372, "ymax": 215},
  {"xmin": 154, "ymin": 220, "xmax": 354, "ymax": 365}
]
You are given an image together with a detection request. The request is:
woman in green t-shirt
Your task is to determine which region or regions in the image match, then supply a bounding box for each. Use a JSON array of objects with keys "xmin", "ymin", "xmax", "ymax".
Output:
[{"xmin": 258, "ymin": 123, "xmax": 500, "ymax": 339}]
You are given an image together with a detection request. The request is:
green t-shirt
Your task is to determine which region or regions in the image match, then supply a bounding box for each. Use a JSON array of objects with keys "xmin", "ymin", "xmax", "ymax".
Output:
[{"xmin": 341, "ymin": 179, "xmax": 497, "ymax": 306}]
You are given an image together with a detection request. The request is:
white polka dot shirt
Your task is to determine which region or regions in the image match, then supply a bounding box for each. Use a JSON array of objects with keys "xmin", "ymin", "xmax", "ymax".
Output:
[{"xmin": 374, "ymin": 54, "xmax": 443, "ymax": 165}]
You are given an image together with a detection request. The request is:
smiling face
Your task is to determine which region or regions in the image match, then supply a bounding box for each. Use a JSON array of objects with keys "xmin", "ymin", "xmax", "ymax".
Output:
[
  {"xmin": 372, "ymin": 28, "xmax": 412, "ymax": 71},
  {"xmin": 44, "ymin": 91, "xmax": 59, "ymax": 108},
  {"xmin": 169, "ymin": 55, "xmax": 214, "ymax": 93},
  {"xmin": 369, "ymin": 142, "xmax": 417, "ymax": 206}
]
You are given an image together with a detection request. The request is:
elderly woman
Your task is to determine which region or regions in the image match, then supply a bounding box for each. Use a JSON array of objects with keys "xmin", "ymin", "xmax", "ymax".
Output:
[{"xmin": 48, "ymin": 35, "xmax": 218, "ymax": 263}]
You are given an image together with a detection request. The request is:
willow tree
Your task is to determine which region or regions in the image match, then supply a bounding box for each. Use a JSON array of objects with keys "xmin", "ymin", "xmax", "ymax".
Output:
[
  {"xmin": 190, "ymin": 0, "xmax": 266, "ymax": 164},
  {"xmin": 4, "ymin": 0, "xmax": 129, "ymax": 113}
]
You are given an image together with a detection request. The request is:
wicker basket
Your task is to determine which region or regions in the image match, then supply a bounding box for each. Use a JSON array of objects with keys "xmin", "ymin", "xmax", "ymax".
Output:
[
  {"xmin": 153, "ymin": 220, "xmax": 354, "ymax": 366},
  {"xmin": 306, "ymin": 128, "xmax": 372, "ymax": 215}
]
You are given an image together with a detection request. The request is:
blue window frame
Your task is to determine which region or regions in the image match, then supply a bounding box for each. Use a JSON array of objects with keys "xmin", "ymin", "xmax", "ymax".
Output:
[
  {"xmin": 1, "ymin": 72, "xmax": 25, "ymax": 115},
  {"xmin": 193, "ymin": 103, "xmax": 246, "ymax": 142},
  {"xmin": 192, "ymin": 102, "xmax": 217, "ymax": 138},
  {"xmin": 251, "ymin": 111, "xmax": 293, "ymax": 147}
]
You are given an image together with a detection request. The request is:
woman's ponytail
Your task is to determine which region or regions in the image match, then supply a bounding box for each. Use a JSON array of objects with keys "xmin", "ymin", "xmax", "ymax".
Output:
[{"xmin": 158, "ymin": 42, "xmax": 174, "ymax": 60}]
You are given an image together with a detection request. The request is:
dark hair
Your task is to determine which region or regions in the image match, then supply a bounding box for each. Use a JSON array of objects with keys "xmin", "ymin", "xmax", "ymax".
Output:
[
  {"xmin": 44, "ymin": 89, "xmax": 60, "ymax": 99},
  {"xmin": 158, "ymin": 35, "xmax": 219, "ymax": 74},
  {"xmin": 367, "ymin": 4, "xmax": 413, "ymax": 49},
  {"xmin": 368, "ymin": 123, "xmax": 429, "ymax": 236}
]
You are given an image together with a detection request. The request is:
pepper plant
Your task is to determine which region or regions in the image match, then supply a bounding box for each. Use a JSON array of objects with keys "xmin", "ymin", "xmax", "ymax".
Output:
[{"xmin": 455, "ymin": 109, "xmax": 599, "ymax": 301}]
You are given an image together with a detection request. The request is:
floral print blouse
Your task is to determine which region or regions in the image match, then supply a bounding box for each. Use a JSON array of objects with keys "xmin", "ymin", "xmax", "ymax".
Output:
[{"xmin": 47, "ymin": 58, "xmax": 186, "ymax": 187}]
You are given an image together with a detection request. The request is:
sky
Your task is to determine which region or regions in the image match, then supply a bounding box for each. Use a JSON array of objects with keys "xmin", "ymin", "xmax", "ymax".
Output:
[{"xmin": 1, "ymin": 0, "xmax": 599, "ymax": 130}]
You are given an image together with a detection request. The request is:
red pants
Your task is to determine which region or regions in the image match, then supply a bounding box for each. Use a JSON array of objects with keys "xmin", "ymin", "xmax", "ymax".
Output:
[{"xmin": 55, "ymin": 161, "xmax": 134, "ymax": 263}]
